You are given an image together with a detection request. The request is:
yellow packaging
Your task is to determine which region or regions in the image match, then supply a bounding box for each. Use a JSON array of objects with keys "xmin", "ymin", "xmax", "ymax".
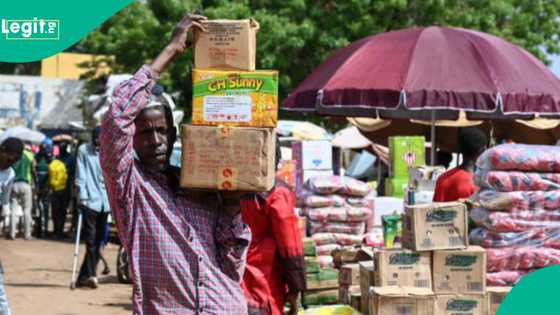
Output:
[{"xmin": 192, "ymin": 69, "xmax": 278, "ymax": 128}]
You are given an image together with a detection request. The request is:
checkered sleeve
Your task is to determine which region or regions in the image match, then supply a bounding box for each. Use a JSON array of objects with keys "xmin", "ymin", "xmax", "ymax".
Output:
[
  {"xmin": 100, "ymin": 65, "xmax": 157, "ymax": 249},
  {"xmin": 215, "ymin": 212, "xmax": 251, "ymax": 282}
]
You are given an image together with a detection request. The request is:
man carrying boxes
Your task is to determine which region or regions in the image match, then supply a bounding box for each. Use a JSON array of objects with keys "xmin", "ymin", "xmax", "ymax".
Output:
[
  {"xmin": 100, "ymin": 14, "xmax": 252, "ymax": 315},
  {"xmin": 187, "ymin": 16, "xmax": 305, "ymax": 315}
]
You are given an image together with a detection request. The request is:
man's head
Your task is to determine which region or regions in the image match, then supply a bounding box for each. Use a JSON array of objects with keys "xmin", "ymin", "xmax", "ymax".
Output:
[
  {"xmin": 458, "ymin": 127, "xmax": 488, "ymax": 161},
  {"xmin": 0, "ymin": 137, "xmax": 24, "ymax": 170},
  {"xmin": 133, "ymin": 86, "xmax": 176, "ymax": 172},
  {"xmin": 92, "ymin": 126, "xmax": 101, "ymax": 148}
]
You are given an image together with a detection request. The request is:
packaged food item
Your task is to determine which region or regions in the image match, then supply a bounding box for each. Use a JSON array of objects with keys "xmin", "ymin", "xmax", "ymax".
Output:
[
  {"xmin": 477, "ymin": 144, "xmax": 560, "ymax": 172},
  {"xmin": 373, "ymin": 249, "xmax": 432, "ymax": 288},
  {"xmin": 305, "ymin": 256, "xmax": 320, "ymax": 274},
  {"xmin": 402, "ymin": 202, "xmax": 468, "ymax": 251},
  {"xmin": 382, "ymin": 214, "xmax": 402, "ymax": 248},
  {"xmin": 303, "ymin": 194, "xmax": 346, "ymax": 208},
  {"xmin": 316, "ymin": 244, "xmax": 341, "ymax": 256},
  {"xmin": 306, "ymin": 268, "xmax": 339, "ymax": 290},
  {"xmin": 180, "ymin": 125, "xmax": 275, "ymax": 191},
  {"xmin": 477, "ymin": 189, "xmax": 560, "ymax": 211},
  {"xmin": 470, "ymin": 208, "xmax": 560, "ymax": 232},
  {"xmin": 485, "ymin": 247, "xmax": 560, "ymax": 272},
  {"xmin": 339, "ymin": 263, "xmax": 361, "ymax": 286},
  {"xmin": 469, "ymin": 227, "xmax": 560, "ymax": 249},
  {"xmin": 302, "ymin": 289, "xmax": 339, "ymax": 306},
  {"xmin": 368, "ymin": 286, "xmax": 435, "ymax": 315},
  {"xmin": 309, "ymin": 220, "xmax": 366, "ymax": 235},
  {"xmin": 292, "ymin": 140, "xmax": 333, "ymax": 170},
  {"xmin": 486, "ymin": 270, "xmax": 527, "ymax": 287},
  {"xmin": 389, "ymin": 136, "xmax": 426, "ymax": 178},
  {"xmin": 317, "ymin": 255, "xmax": 334, "ymax": 268},
  {"xmin": 307, "ymin": 207, "xmax": 371, "ymax": 223},
  {"xmin": 475, "ymin": 170, "xmax": 560, "ymax": 192},
  {"xmin": 487, "ymin": 287, "xmax": 512, "ymax": 315},
  {"xmin": 432, "ymin": 246, "xmax": 486, "ymax": 294},
  {"xmin": 435, "ymin": 294, "xmax": 486, "ymax": 315},
  {"xmin": 305, "ymin": 175, "xmax": 371, "ymax": 197},
  {"xmin": 304, "ymin": 238, "xmax": 317, "ymax": 257},
  {"xmin": 194, "ymin": 19, "xmax": 259, "ymax": 70},
  {"xmin": 363, "ymin": 228, "xmax": 384, "ymax": 248},
  {"xmin": 191, "ymin": 69, "xmax": 278, "ymax": 127}
]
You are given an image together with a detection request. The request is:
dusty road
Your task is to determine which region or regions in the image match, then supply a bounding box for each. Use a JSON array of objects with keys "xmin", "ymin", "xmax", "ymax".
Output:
[{"xmin": 1, "ymin": 238, "xmax": 132, "ymax": 315}]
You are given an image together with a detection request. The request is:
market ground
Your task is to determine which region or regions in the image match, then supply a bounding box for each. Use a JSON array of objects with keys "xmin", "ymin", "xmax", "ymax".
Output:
[{"xmin": 1, "ymin": 238, "xmax": 132, "ymax": 315}]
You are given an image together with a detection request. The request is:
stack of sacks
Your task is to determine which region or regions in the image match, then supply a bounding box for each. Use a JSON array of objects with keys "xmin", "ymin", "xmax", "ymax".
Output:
[
  {"xmin": 302, "ymin": 175, "xmax": 373, "ymax": 265},
  {"xmin": 302, "ymin": 238, "xmax": 340, "ymax": 307},
  {"xmin": 471, "ymin": 144, "xmax": 560, "ymax": 286}
]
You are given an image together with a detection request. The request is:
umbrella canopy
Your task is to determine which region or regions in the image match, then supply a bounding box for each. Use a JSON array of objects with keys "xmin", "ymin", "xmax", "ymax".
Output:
[
  {"xmin": 283, "ymin": 26, "xmax": 560, "ymax": 119},
  {"xmin": 0, "ymin": 127, "xmax": 46, "ymax": 144}
]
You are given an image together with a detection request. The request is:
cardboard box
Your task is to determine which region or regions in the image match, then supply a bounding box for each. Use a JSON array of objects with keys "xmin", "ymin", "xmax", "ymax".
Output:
[
  {"xmin": 433, "ymin": 246, "xmax": 486, "ymax": 294},
  {"xmin": 409, "ymin": 166, "xmax": 446, "ymax": 191},
  {"xmin": 180, "ymin": 125, "xmax": 275, "ymax": 191},
  {"xmin": 194, "ymin": 19, "xmax": 259, "ymax": 70},
  {"xmin": 374, "ymin": 249, "xmax": 432, "ymax": 289},
  {"xmin": 368, "ymin": 286, "xmax": 435, "ymax": 315},
  {"xmin": 360, "ymin": 261, "xmax": 375, "ymax": 315},
  {"xmin": 191, "ymin": 69, "xmax": 278, "ymax": 127},
  {"xmin": 405, "ymin": 189, "xmax": 435, "ymax": 205},
  {"xmin": 303, "ymin": 289, "xmax": 339, "ymax": 306},
  {"xmin": 389, "ymin": 136, "xmax": 426, "ymax": 178},
  {"xmin": 306, "ymin": 268, "xmax": 339, "ymax": 290},
  {"xmin": 385, "ymin": 177, "xmax": 408, "ymax": 198},
  {"xmin": 292, "ymin": 140, "xmax": 333, "ymax": 170},
  {"xmin": 402, "ymin": 202, "xmax": 468, "ymax": 251},
  {"xmin": 487, "ymin": 287, "xmax": 511, "ymax": 315},
  {"xmin": 435, "ymin": 294, "xmax": 486, "ymax": 315},
  {"xmin": 339, "ymin": 285, "xmax": 361, "ymax": 304},
  {"xmin": 339, "ymin": 263, "xmax": 361, "ymax": 286}
]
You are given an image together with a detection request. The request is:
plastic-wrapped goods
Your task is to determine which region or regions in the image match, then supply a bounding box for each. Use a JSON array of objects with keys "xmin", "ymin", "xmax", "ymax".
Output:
[
  {"xmin": 347, "ymin": 190, "xmax": 376, "ymax": 207},
  {"xmin": 477, "ymin": 144, "xmax": 560, "ymax": 172},
  {"xmin": 309, "ymin": 220, "xmax": 366, "ymax": 235},
  {"xmin": 305, "ymin": 176, "xmax": 371, "ymax": 197},
  {"xmin": 311, "ymin": 233, "xmax": 363, "ymax": 246},
  {"xmin": 312, "ymin": 233, "xmax": 337, "ymax": 246},
  {"xmin": 317, "ymin": 255, "xmax": 334, "ymax": 268},
  {"xmin": 363, "ymin": 229, "xmax": 384, "ymax": 247},
  {"xmin": 302, "ymin": 193, "xmax": 346, "ymax": 208},
  {"xmin": 306, "ymin": 207, "xmax": 371, "ymax": 223},
  {"xmin": 477, "ymin": 189, "xmax": 560, "ymax": 211},
  {"xmin": 487, "ymin": 270, "xmax": 527, "ymax": 286},
  {"xmin": 486, "ymin": 247, "xmax": 560, "ymax": 272},
  {"xmin": 476, "ymin": 170, "xmax": 560, "ymax": 192},
  {"xmin": 470, "ymin": 227, "xmax": 560, "ymax": 249},
  {"xmin": 471, "ymin": 208, "xmax": 560, "ymax": 232},
  {"xmin": 316, "ymin": 244, "xmax": 342, "ymax": 256}
]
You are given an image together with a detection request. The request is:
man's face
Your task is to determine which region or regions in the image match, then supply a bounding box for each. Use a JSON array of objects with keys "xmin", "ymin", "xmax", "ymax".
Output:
[
  {"xmin": 0, "ymin": 151, "xmax": 22, "ymax": 170},
  {"xmin": 133, "ymin": 108, "xmax": 176, "ymax": 172}
]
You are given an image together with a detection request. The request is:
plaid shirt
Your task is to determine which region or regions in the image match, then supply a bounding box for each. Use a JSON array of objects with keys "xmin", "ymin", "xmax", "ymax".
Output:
[{"xmin": 100, "ymin": 65, "xmax": 251, "ymax": 315}]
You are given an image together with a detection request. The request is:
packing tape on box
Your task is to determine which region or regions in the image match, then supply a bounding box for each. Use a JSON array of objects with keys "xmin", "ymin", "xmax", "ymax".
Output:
[{"xmin": 218, "ymin": 167, "xmax": 238, "ymax": 190}]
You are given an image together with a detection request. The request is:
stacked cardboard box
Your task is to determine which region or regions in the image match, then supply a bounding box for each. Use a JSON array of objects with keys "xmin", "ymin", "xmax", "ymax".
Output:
[
  {"xmin": 386, "ymin": 136, "xmax": 425, "ymax": 198},
  {"xmin": 292, "ymin": 140, "xmax": 333, "ymax": 195},
  {"xmin": 181, "ymin": 19, "xmax": 278, "ymax": 192}
]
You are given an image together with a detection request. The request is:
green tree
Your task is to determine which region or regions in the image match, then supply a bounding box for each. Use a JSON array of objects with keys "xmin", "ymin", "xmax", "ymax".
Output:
[{"xmin": 75, "ymin": 0, "xmax": 560, "ymax": 124}]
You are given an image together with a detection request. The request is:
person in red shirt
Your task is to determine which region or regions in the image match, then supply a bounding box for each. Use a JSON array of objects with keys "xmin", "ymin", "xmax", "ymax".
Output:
[
  {"xmin": 433, "ymin": 127, "xmax": 488, "ymax": 202},
  {"xmin": 240, "ymin": 144, "xmax": 305, "ymax": 315}
]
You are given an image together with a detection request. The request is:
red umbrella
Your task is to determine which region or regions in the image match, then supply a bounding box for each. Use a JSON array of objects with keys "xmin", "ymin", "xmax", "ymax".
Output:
[{"xmin": 282, "ymin": 26, "xmax": 560, "ymax": 119}]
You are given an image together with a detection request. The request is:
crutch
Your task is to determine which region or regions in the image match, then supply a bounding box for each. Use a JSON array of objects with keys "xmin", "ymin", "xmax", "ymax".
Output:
[{"xmin": 69, "ymin": 209, "xmax": 83, "ymax": 290}]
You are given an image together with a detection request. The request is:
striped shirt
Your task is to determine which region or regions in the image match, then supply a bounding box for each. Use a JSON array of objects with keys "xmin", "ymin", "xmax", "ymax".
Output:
[{"xmin": 100, "ymin": 65, "xmax": 251, "ymax": 315}]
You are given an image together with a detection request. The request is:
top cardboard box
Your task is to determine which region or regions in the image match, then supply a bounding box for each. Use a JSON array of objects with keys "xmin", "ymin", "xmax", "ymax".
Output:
[{"xmin": 194, "ymin": 19, "xmax": 259, "ymax": 71}]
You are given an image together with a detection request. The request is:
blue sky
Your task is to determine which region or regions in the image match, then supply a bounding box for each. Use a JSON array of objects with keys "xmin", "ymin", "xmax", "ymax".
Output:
[{"xmin": 551, "ymin": 54, "xmax": 560, "ymax": 78}]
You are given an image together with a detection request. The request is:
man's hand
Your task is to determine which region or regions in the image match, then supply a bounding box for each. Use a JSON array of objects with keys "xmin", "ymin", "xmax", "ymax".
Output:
[
  {"xmin": 151, "ymin": 13, "xmax": 207, "ymax": 75},
  {"xmin": 168, "ymin": 14, "xmax": 207, "ymax": 55},
  {"xmin": 286, "ymin": 290, "xmax": 300, "ymax": 315}
]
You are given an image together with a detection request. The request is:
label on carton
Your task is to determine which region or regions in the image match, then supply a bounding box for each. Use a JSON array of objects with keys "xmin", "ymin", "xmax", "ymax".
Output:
[
  {"xmin": 218, "ymin": 167, "xmax": 238, "ymax": 190},
  {"xmin": 203, "ymin": 95, "xmax": 252, "ymax": 122}
]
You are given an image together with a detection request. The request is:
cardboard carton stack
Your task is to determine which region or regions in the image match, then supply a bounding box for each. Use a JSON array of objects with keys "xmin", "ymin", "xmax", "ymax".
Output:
[
  {"xmin": 302, "ymin": 238, "xmax": 340, "ymax": 307},
  {"xmin": 181, "ymin": 19, "xmax": 278, "ymax": 192},
  {"xmin": 386, "ymin": 136, "xmax": 425, "ymax": 198},
  {"xmin": 359, "ymin": 201, "xmax": 503, "ymax": 315}
]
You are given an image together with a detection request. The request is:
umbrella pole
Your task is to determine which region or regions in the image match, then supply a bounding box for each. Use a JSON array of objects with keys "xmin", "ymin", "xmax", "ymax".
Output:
[{"xmin": 430, "ymin": 111, "xmax": 436, "ymax": 166}]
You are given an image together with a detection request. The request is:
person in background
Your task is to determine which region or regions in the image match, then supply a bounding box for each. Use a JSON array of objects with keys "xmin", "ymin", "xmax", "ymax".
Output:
[
  {"xmin": 35, "ymin": 140, "xmax": 52, "ymax": 238},
  {"xmin": 436, "ymin": 151, "xmax": 453, "ymax": 169},
  {"xmin": 49, "ymin": 152, "xmax": 68, "ymax": 239},
  {"xmin": 57, "ymin": 140, "xmax": 76, "ymax": 238},
  {"xmin": 433, "ymin": 127, "xmax": 488, "ymax": 202},
  {"xmin": 100, "ymin": 14, "xmax": 251, "ymax": 314},
  {"xmin": 240, "ymin": 143, "xmax": 305, "ymax": 315},
  {"xmin": 8, "ymin": 143, "xmax": 34, "ymax": 240},
  {"xmin": 75, "ymin": 127, "xmax": 110, "ymax": 288},
  {"xmin": 0, "ymin": 137, "xmax": 24, "ymax": 315}
]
